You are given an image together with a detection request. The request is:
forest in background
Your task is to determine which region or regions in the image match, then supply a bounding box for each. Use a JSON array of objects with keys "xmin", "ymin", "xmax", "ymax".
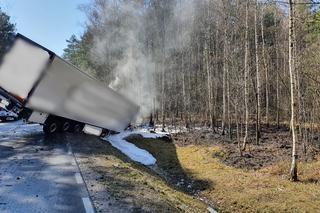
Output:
[
  {"xmin": 63, "ymin": 0, "xmax": 319, "ymax": 132},
  {"xmin": 1, "ymin": 1, "xmax": 320, "ymax": 211},
  {"xmin": 63, "ymin": 0, "xmax": 320, "ymax": 180},
  {"xmin": 2, "ymin": 0, "xmax": 320, "ymax": 183}
]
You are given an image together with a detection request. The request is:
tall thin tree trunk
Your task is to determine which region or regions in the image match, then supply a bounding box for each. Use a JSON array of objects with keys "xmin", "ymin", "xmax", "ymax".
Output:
[
  {"xmin": 204, "ymin": 3, "xmax": 213, "ymax": 131},
  {"xmin": 254, "ymin": 0, "xmax": 261, "ymax": 145},
  {"xmin": 242, "ymin": 0, "xmax": 250, "ymax": 151},
  {"xmin": 277, "ymin": 63, "xmax": 280, "ymax": 129},
  {"xmin": 161, "ymin": 60, "xmax": 166, "ymax": 132},
  {"xmin": 289, "ymin": 0, "xmax": 298, "ymax": 182},
  {"xmin": 227, "ymin": 64, "xmax": 231, "ymax": 139},
  {"xmin": 276, "ymin": 37, "xmax": 280, "ymax": 129},
  {"xmin": 236, "ymin": 98, "xmax": 242, "ymax": 156},
  {"xmin": 261, "ymin": 6, "xmax": 269, "ymax": 127},
  {"xmin": 213, "ymin": 26, "xmax": 219, "ymax": 132},
  {"xmin": 222, "ymin": 19, "xmax": 227, "ymax": 136},
  {"xmin": 206, "ymin": 41, "xmax": 213, "ymax": 130},
  {"xmin": 182, "ymin": 71, "xmax": 188, "ymax": 127}
]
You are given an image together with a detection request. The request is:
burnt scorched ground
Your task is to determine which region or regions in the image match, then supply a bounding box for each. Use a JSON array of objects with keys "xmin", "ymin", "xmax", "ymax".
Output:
[
  {"xmin": 171, "ymin": 124, "xmax": 320, "ymax": 171},
  {"xmin": 127, "ymin": 124, "xmax": 320, "ymax": 212}
]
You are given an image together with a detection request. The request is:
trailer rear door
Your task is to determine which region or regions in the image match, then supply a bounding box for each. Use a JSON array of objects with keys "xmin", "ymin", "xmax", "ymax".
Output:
[{"xmin": 0, "ymin": 38, "xmax": 50, "ymax": 99}]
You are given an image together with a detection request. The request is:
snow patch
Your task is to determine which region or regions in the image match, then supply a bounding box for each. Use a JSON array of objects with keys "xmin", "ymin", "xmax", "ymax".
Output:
[
  {"xmin": 104, "ymin": 129, "xmax": 169, "ymax": 166},
  {"xmin": 132, "ymin": 128, "xmax": 168, "ymax": 139},
  {"xmin": 149, "ymin": 125, "xmax": 188, "ymax": 134}
]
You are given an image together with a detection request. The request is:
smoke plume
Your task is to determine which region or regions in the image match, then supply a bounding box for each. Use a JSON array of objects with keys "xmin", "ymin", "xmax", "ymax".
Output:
[{"xmin": 86, "ymin": 0, "xmax": 197, "ymax": 122}]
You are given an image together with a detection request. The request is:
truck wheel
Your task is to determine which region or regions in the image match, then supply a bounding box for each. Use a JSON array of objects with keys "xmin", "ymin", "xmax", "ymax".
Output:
[
  {"xmin": 62, "ymin": 120, "xmax": 71, "ymax": 132},
  {"xmin": 74, "ymin": 123, "xmax": 84, "ymax": 133},
  {"xmin": 100, "ymin": 129, "xmax": 110, "ymax": 137},
  {"xmin": 43, "ymin": 120, "xmax": 60, "ymax": 134},
  {"xmin": 68, "ymin": 122, "xmax": 83, "ymax": 133}
]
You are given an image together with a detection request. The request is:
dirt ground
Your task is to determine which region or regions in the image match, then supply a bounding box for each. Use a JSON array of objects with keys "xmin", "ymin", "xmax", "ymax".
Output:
[
  {"xmin": 172, "ymin": 124, "xmax": 320, "ymax": 170},
  {"xmin": 67, "ymin": 124, "xmax": 320, "ymax": 213},
  {"xmin": 127, "ymin": 124, "xmax": 320, "ymax": 212}
]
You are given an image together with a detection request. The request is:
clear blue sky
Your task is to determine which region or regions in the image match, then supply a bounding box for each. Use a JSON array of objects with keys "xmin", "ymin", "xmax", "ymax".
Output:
[{"xmin": 1, "ymin": 0, "xmax": 90, "ymax": 56}]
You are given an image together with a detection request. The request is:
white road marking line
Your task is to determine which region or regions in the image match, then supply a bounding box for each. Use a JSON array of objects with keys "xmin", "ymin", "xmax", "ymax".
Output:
[
  {"xmin": 71, "ymin": 146, "xmax": 94, "ymax": 213},
  {"xmin": 71, "ymin": 159, "xmax": 76, "ymax": 166},
  {"xmin": 67, "ymin": 146, "xmax": 72, "ymax": 155},
  {"xmin": 75, "ymin": 172, "xmax": 84, "ymax": 184},
  {"xmin": 207, "ymin": 207, "xmax": 218, "ymax": 213},
  {"xmin": 82, "ymin": 197, "xmax": 94, "ymax": 213}
]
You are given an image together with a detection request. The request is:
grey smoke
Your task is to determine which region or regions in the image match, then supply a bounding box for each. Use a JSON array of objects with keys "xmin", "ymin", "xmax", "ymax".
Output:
[{"xmin": 87, "ymin": 0, "xmax": 197, "ymax": 122}]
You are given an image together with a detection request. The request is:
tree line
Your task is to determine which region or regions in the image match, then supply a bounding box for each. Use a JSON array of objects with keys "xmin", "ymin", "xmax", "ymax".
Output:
[
  {"xmin": 0, "ymin": 7, "xmax": 15, "ymax": 58},
  {"xmin": 63, "ymin": 0, "xmax": 320, "ymax": 181},
  {"xmin": 0, "ymin": 0, "xmax": 319, "ymax": 183}
]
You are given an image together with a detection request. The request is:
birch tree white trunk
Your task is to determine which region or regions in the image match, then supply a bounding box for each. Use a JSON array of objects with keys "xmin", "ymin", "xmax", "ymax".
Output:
[
  {"xmin": 243, "ymin": 0, "xmax": 250, "ymax": 151},
  {"xmin": 289, "ymin": 0, "xmax": 298, "ymax": 182}
]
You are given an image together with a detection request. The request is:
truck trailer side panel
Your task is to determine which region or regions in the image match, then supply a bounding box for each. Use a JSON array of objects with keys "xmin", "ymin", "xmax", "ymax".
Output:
[
  {"xmin": 0, "ymin": 34, "xmax": 139, "ymax": 132},
  {"xmin": 27, "ymin": 57, "xmax": 139, "ymax": 132}
]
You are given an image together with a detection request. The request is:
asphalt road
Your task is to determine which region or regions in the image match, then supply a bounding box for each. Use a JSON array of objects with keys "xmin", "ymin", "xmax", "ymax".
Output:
[{"xmin": 0, "ymin": 128, "xmax": 94, "ymax": 213}]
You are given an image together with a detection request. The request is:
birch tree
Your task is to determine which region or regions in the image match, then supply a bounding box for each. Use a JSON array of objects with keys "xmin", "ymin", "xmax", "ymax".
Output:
[
  {"xmin": 289, "ymin": 0, "xmax": 298, "ymax": 182},
  {"xmin": 254, "ymin": 0, "xmax": 261, "ymax": 145},
  {"xmin": 221, "ymin": 1, "xmax": 228, "ymax": 136}
]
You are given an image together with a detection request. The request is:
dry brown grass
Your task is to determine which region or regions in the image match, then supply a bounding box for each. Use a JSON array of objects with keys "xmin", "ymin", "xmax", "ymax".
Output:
[
  {"xmin": 70, "ymin": 134, "xmax": 208, "ymax": 212},
  {"xmin": 178, "ymin": 146, "xmax": 320, "ymax": 212},
  {"xmin": 128, "ymin": 136, "xmax": 320, "ymax": 213}
]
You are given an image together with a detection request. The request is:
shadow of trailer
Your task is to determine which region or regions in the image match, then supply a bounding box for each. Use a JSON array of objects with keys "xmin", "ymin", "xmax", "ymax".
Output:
[{"xmin": 0, "ymin": 34, "xmax": 139, "ymax": 137}]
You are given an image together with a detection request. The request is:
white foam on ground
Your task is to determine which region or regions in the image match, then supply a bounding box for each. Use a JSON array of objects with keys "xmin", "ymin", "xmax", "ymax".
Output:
[{"xmin": 103, "ymin": 129, "xmax": 169, "ymax": 166}]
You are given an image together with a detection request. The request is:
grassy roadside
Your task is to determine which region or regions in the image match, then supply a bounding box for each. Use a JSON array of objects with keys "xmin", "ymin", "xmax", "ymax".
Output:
[
  {"xmin": 127, "ymin": 136, "xmax": 320, "ymax": 213},
  {"xmin": 69, "ymin": 134, "xmax": 208, "ymax": 213}
]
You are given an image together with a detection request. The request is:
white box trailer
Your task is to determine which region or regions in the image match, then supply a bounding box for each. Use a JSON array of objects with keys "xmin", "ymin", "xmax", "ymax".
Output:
[{"xmin": 0, "ymin": 34, "xmax": 139, "ymax": 136}]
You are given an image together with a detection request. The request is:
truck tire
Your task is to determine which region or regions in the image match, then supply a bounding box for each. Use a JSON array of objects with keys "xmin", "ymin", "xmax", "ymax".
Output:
[
  {"xmin": 100, "ymin": 129, "xmax": 110, "ymax": 137},
  {"xmin": 74, "ymin": 123, "xmax": 83, "ymax": 133},
  {"xmin": 61, "ymin": 120, "xmax": 71, "ymax": 132},
  {"xmin": 43, "ymin": 119, "xmax": 61, "ymax": 134},
  {"xmin": 68, "ymin": 122, "xmax": 84, "ymax": 133}
]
